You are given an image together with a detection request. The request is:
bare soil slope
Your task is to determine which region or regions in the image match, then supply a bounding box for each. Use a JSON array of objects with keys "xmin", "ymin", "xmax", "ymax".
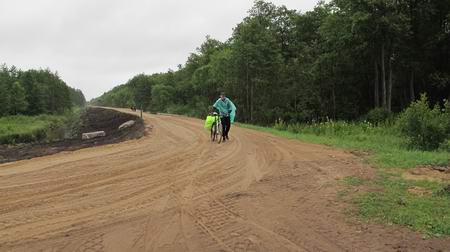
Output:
[
  {"xmin": 0, "ymin": 110, "xmax": 449, "ymax": 251},
  {"xmin": 0, "ymin": 107, "xmax": 145, "ymax": 164}
]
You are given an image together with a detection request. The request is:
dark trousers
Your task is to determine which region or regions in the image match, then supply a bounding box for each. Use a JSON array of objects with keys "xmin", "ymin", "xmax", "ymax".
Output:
[{"xmin": 221, "ymin": 116, "xmax": 231, "ymax": 138}]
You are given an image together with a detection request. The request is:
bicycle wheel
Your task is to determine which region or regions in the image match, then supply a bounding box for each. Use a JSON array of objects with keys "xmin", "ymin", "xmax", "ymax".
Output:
[
  {"xmin": 211, "ymin": 123, "xmax": 217, "ymax": 142},
  {"xmin": 210, "ymin": 125, "xmax": 214, "ymax": 142},
  {"xmin": 217, "ymin": 120, "xmax": 223, "ymax": 144}
]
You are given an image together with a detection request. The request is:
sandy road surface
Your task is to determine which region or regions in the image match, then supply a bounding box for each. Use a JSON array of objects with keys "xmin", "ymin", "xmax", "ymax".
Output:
[{"xmin": 1, "ymin": 110, "xmax": 449, "ymax": 251}]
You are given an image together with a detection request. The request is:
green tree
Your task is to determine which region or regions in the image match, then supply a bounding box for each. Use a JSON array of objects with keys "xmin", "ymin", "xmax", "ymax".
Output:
[
  {"xmin": 9, "ymin": 81, "xmax": 28, "ymax": 115},
  {"xmin": 0, "ymin": 82, "xmax": 10, "ymax": 116},
  {"xmin": 151, "ymin": 84, "xmax": 174, "ymax": 112},
  {"xmin": 129, "ymin": 74, "xmax": 153, "ymax": 110},
  {"xmin": 91, "ymin": 0, "xmax": 450, "ymax": 125},
  {"xmin": 69, "ymin": 87, "xmax": 86, "ymax": 107},
  {"xmin": 231, "ymin": 3, "xmax": 284, "ymax": 123}
]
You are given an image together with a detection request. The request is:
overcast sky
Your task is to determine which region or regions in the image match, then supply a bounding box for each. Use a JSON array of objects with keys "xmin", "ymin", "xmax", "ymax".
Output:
[{"xmin": 0, "ymin": 0, "xmax": 321, "ymax": 100}]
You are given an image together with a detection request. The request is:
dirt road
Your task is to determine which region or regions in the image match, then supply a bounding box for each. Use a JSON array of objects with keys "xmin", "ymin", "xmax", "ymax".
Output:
[{"xmin": 1, "ymin": 111, "xmax": 449, "ymax": 251}]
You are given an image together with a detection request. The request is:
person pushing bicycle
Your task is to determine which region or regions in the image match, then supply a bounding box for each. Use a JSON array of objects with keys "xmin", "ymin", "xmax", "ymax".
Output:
[{"xmin": 213, "ymin": 92, "xmax": 236, "ymax": 142}]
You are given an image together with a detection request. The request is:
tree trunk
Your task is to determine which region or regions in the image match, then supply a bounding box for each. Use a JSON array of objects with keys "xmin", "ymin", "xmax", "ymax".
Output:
[
  {"xmin": 294, "ymin": 93, "xmax": 297, "ymax": 113},
  {"xmin": 246, "ymin": 60, "xmax": 250, "ymax": 122},
  {"xmin": 409, "ymin": 70, "xmax": 415, "ymax": 102},
  {"xmin": 331, "ymin": 82, "xmax": 336, "ymax": 119},
  {"xmin": 374, "ymin": 60, "xmax": 380, "ymax": 108},
  {"xmin": 381, "ymin": 43, "xmax": 387, "ymax": 110},
  {"xmin": 387, "ymin": 55, "xmax": 393, "ymax": 112},
  {"xmin": 250, "ymin": 82, "xmax": 254, "ymax": 122}
]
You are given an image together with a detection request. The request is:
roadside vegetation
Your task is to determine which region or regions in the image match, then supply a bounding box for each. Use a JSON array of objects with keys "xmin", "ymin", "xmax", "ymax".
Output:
[
  {"xmin": 243, "ymin": 95, "xmax": 449, "ymax": 168},
  {"xmin": 0, "ymin": 64, "xmax": 86, "ymax": 145},
  {"xmin": 241, "ymin": 121, "xmax": 449, "ymax": 169},
  {"xmin": 242, "ymin": 95, "xmax": 449, "ymax": 236},
  {"xmin": 0, "ymin": 109, "xmax": 84, "ymax": 145},
  {"xmin": 352, "ymin": 172, "xmax": 450, "ymax": 237}
]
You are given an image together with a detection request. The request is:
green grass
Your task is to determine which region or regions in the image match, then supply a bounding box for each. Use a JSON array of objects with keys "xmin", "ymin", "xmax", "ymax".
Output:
[
  {"xmin": 0, "ymin": 114, "xmax": 69, "ymax": 144},
  {"xmin": 355, "ymin": 172, "xmax": 450, "ymax": 236},
  {"xmin": 239, "ymin": 122, "xmax": 449, "ymax": 169},
  {"xmin": 238, "ymin": 121, "xmax": 450, "ymax": 236},
  {"xmin": 343, "ymin": 176, "xmax": 366, "ymax": 186}
]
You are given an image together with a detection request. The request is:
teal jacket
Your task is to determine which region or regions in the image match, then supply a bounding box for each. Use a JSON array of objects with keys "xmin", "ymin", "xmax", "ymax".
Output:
[{"xmin": 213, "ymin": 97, "xmax": 237, "ymax": 123}]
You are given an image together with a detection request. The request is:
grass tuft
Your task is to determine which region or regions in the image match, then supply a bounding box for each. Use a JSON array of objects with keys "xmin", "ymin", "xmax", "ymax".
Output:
[{"xmin": 343, "ymin": 176, "xmax": 366, "ymax": 186}]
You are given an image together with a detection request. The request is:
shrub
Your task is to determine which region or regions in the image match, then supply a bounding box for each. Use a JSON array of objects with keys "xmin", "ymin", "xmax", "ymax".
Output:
[
  {"xmin": 439, "ymin": 139, "xmax": 450, "ymax": 152},
  {"xmin": 365, "ymin": 107, "xmax": 391, "ymax": 125},
  {"xmin": 397, "ymin": 94, "xmax": 449, "ymax": 150},
  {"xmin": 287, "ymin": 123, "xmax": 302, "ymax": 133},
  {"xmin": 443, "ymin": 100, "xmax": 450, "ymax": 133},
  {"xmin": 274, "ymin": 119, "xmax": 287, "ymax": 131}
]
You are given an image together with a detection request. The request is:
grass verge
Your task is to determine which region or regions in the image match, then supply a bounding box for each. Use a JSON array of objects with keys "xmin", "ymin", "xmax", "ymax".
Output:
[
  {"xmin": 238, "ymin": 123, "xmax": 449, "ymax": 169},
  {"xmin": 348, "ymin": 172, "xmax": 450, "ymax": 237},
  {"xmin": 0, "ymin": 109, "xmax": 83, "ymax": 144}
]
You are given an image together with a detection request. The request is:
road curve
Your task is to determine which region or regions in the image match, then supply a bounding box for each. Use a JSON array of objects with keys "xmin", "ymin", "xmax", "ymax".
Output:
[{"xmin": 0, "ymin": 110, "xmax": 449, "ymax": 251}]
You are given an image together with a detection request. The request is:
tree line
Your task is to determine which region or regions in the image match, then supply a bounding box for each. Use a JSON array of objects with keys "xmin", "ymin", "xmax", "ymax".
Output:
[
  {"xmin": 0, "ymin": 64, "xmax": 86, "ymax": 116},
  {"xmin": 92, "ymin": 0, "xmax": 450, "ymax": 125}
]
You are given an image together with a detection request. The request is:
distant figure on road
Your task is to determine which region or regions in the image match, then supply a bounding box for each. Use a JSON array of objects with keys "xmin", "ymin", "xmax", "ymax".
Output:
[{"xmin": 213, "ymin": 92, "xmax": 236, "ymax": 142}]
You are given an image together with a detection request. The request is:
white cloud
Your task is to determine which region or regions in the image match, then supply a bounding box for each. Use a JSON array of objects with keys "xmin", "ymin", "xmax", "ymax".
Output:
[{"xmin": 0, "ymin": 0, "xmax": 321, "ymax": 99}]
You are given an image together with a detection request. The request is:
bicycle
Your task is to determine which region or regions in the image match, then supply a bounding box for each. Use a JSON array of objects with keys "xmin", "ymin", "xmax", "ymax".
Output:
[{"xmin": 210, "ymin": 112, "xmax": 223, "ymax": 144}]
